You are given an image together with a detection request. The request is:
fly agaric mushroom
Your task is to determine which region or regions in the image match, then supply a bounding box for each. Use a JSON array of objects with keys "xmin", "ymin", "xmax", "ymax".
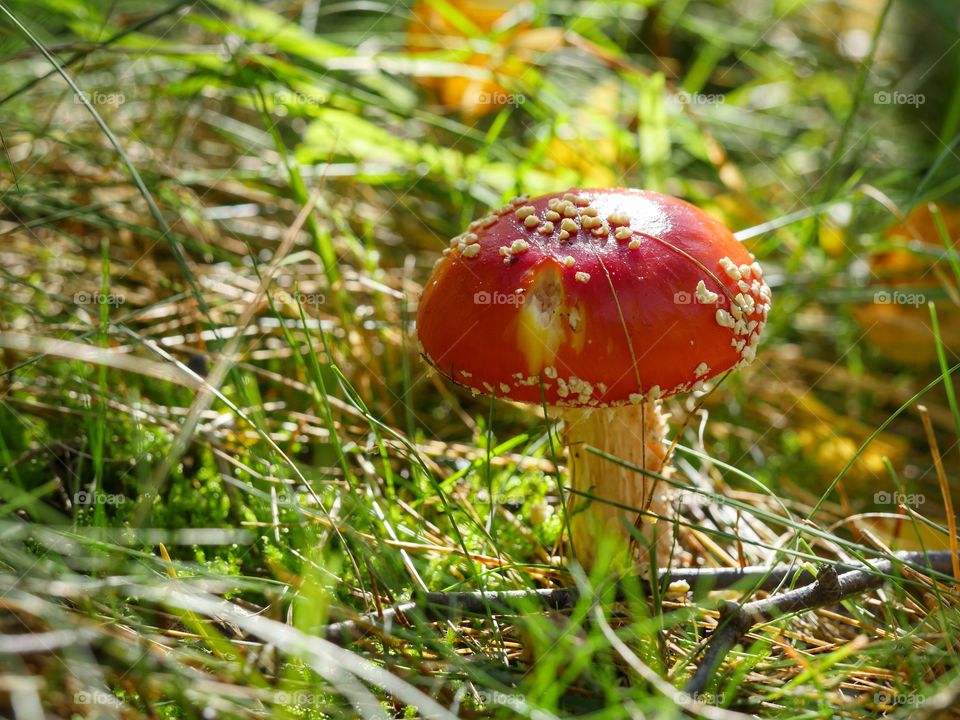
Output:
[{"xmin": 417, "ymin": 189, "xmax": 771, "ymax": 567}]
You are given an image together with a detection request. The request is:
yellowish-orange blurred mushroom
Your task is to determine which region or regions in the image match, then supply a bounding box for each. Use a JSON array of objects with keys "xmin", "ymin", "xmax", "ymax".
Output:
[
  {"xmin": 854, "ymin": 203, "xmax": 960, "ymax": 366},
  {"xmin": 406, "ymin": 0, "xmax": 563, "ymax": 118}
]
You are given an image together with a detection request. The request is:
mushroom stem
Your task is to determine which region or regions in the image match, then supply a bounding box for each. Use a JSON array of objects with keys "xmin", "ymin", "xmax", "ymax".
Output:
[{"xmin": 562, "ymin": 401, "xmax": 672, "ymax": 568}]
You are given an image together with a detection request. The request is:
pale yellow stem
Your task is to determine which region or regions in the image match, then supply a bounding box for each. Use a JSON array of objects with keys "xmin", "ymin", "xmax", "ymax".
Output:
[{"xmin": 562, "ymin": 401, "xmax": 672, "ymax": 569}]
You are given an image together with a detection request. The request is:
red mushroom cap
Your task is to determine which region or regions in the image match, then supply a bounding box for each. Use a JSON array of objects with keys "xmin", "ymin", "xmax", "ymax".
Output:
[{"xmin": 417, "ymin": 188, "xmax": 771, "ymax": 408}]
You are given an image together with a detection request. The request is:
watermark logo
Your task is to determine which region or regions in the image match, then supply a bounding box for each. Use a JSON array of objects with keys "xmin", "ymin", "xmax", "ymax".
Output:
[
  {"xmin": 75, "ymin": 291, "xmax": 125, "ymax": 306},
  {"xmin": 874, "ymin": 491, "xmax": 925, "ymax": 507},
  {"xmin": 679, "ymin": 691, "xmax": 722, "ymax": 704},
  {"xmin": 473, "ymin": 290, "xmax": 525, "ymax": 306},
  {"xmin": 873, "ymin": 290, "xmax": 925, "ymax": 307},
  {"xmin": 74, "ymin": 691, "xmax": 123, "ymax": 707},
  {"xmin": 274, "ymin": 90, "xmax": 324, "ymax": 107},
  {"xmin": 673, "ymin": 290, "xmax": 719, "ymax": 306},
  {"xmin": 75, "ymin": 91, "xmax": 125, "ymax": 107},
  {"xmin": 874, "ymin": 690, "xmax": 924, "ymax": 706},
  {"xmin": 673, "ymin": 91, "xmax": 725, "ymax": 106},
  {"xmin": 275, "ymin": 690, "xmax": 321, "ymax": 705},
  {"xmin": 678, "ymin": 490, "xmax": 728, "ymax": 508},
  {"xmin": 272, "ymin": 290, "xmax": 325, "ymax": 306},
  {"xmin": 274, "ymin": 490, "xmax": 302, "ymax": 505},
  {"xmin": 477, "ymin": 690, "xmax": 523, "ymax": 708},
  {"xmin": 873, "ymin": 90, "xmax": 925, "ymax": 107},
  {"xmin": 75, "ymin": 490, "xmax": 127, "ymax": 507},
  {"xmin": 478, "ymin": 91, "xmax": 525, "ymax": 107}
]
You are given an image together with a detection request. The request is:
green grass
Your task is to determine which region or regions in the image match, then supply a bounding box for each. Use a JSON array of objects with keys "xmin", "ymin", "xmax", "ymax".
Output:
[{"xmin": 2, "ymin": 0, "xmax": 960, "ymax": 717}]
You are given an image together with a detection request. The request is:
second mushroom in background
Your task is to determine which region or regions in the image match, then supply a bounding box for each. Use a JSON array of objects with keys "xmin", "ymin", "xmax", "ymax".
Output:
[{"xmin": 417, "ymin": 188, "xmax": 770, "ymax": 569}]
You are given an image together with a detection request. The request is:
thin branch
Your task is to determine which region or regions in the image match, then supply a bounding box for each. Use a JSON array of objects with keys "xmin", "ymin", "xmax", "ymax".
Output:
[
  {"xmin": 322, "ymin": 551, "xmax": 958, "ymax": 646},
  {"xmin": 684, "ymin": 552, "xmax": 959, "ymax": 697}
]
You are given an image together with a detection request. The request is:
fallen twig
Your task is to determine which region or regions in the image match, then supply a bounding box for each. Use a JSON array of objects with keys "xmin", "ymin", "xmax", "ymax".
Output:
[
  {"xmin": 322, "ymin": 551, "xmax": 958, "ymax": 646},
  {"xmin": 684, "ymin": 551, "xmax": 959, "ymax": 697}
]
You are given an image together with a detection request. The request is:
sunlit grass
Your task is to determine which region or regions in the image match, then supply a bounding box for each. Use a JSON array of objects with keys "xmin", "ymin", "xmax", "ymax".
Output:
[{"xmin": 1, "ymin": 0, "xmax": 960, "ymax": 717}]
